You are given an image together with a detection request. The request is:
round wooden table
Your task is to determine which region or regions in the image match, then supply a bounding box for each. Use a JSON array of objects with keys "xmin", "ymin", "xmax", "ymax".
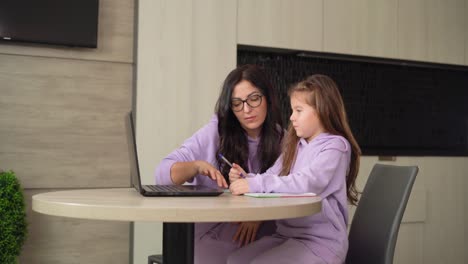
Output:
[{"xmin": 33, "ymin": 188, "xmax": 322, "ymax": 264}]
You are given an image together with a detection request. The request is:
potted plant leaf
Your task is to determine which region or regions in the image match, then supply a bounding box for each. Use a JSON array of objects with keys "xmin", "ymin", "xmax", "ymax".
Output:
[{"xmin": 0, "ymin": 170, "xmax": 27, "ymax": 264}]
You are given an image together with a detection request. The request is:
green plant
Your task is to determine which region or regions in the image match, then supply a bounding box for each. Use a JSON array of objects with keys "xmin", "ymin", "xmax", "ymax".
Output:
[{"xmin": 0, "ymin": 170, "xmax": 27, "ymax": 264}]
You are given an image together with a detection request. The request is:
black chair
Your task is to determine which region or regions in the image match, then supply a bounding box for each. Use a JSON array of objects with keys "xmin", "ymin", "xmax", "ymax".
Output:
[
  {"xmin": 148, "ymin": 254, "xmax": 162, "ymax": 264},
  {"xmin": 346, "ymin": 164, "xmax": 418, "ymax": 264}
]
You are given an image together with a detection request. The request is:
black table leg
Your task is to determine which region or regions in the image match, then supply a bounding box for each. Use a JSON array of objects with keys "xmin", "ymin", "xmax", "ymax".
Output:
[{"xmin": 162, "ymin": 222, "xmax": 194, "ymax": 264}]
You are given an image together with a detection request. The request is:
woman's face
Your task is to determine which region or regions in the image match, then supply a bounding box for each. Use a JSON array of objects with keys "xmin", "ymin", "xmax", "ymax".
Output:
[{"xmin": 231, "ymin": 80, "xmax": 268, "ymax": 139}]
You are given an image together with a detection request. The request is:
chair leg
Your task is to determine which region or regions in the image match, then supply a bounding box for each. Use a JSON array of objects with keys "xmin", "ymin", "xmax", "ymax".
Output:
[{"xmin": 148, "ymin": 254, "xmax": 163, "ymax": 264}]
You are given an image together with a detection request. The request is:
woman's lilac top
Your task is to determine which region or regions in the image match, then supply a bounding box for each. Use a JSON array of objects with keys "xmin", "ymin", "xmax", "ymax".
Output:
[
  {"xmin": 155, "ymin": 115, "xmax": 262, "ymax": 186},
  {"xmin": 246, "ymin": 133, "xmax": 351, "ymax": 263},
  {"xmin": 155, "ymin": 115, "xmax": 269, "ymax": 237}
]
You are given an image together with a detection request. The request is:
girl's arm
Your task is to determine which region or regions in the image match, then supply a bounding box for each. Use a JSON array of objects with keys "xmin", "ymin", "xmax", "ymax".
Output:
[{"xmin": 247, "ymin": 140, "xmax": 349, "ymax": 195}]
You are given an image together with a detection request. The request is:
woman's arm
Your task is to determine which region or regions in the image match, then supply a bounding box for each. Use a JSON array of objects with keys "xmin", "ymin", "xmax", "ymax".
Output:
[
  {"xmin": 170, "ymin": 161, "xmax": 200, "ymax": 185},
  {"xmin": 171, "ymin": 160, "xmax": 227, "ymax": 188},
  {"xmin": 155, "ymin": 116, "xmax": 227, "ymax": 187}
]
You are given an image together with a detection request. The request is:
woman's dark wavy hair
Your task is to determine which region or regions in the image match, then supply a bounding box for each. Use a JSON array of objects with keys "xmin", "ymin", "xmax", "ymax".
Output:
[{"xmin": 215, "ymin": 64, "xmax": 284, "ymax": 184}]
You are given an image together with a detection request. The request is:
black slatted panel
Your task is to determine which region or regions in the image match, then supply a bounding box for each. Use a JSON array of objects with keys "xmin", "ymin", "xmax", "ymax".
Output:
[{"xmin": 238, "ymin": 45, "xmax": 468, "ymax": 156}]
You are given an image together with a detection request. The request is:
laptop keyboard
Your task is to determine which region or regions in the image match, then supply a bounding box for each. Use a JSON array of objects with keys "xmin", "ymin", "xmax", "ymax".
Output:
[{"xmin": 146, "ymin": 185, "xmax": 191, "ymax": 192}]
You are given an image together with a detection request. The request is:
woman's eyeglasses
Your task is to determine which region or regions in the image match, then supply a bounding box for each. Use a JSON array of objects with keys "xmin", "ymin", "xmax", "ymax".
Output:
[{"xmin": 231, "ymin": 94, "xmax": 263, "ymax": 112}]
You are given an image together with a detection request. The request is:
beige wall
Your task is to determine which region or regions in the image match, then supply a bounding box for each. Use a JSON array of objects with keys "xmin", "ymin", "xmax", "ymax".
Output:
[
  {"xmin": 0, "ymin": 0, "xmax": 135, "ymax": 263},
  {"xmin": 136, "ymin": 0, "xmax": 468, "ymax": 264},
  {"xmin": 134, "ymin": 0, "xmax": 237, "ymax": 262}
]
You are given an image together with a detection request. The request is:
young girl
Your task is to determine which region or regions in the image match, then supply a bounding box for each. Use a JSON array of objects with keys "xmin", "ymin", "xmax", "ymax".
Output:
[{"xmin": 228, "ymin": 74, "xmax": 361, "ymax": 264}]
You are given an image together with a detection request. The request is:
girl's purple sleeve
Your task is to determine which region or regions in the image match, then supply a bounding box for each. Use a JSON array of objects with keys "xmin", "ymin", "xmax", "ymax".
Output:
[
  {"xmin": 247, "ymin": 139, "xmax": 349, "ymax": 195},
  {"xmin": 246, "ymin": 155, "xmax": 282, "ymax": 192},
  {"xmin": 154, "ymin": 116, "xmax": 219, "ymax": 185}
]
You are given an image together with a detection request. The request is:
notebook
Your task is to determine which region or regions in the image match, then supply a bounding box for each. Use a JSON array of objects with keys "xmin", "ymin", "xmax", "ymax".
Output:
[
  {"xmin": 244, "ymin": 192, "xmax": 316, "ymax": 198},
  {"xmin": 126, "ymin": 111, "xmax": 223, "ymax": 197}
]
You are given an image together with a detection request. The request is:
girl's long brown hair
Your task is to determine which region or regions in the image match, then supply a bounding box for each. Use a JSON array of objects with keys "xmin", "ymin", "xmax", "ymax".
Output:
[{"xmin": 280, "ymin": 74, "xmax": 361, "ymax": 205}]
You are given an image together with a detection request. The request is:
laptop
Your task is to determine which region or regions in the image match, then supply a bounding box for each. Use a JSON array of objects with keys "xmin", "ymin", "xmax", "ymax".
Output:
[{"xmin": 126, "ymin": 111, "xmax": 224, "ymax": 197}]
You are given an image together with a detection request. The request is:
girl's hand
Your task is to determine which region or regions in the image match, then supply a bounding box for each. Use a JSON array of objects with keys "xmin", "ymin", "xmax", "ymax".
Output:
[
  {"xmin": 232, "ymin": 221, "xmax": 261, "ymax": 247},
  {"xmin": 229, "ymin": 163, "xmax": 247, "ymax": 183},
  {"xmin": 229, "ymin": 179, "xmax": 250, "ymax": 195},
  {"xmin": 195, "ymin": 161, "xmax": 228, "ymax": 188}
]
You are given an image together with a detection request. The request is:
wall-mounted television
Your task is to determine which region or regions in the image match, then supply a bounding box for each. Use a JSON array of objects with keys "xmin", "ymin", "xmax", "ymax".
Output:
[{"xmin": 0, "ymin": 0, "xmax": 99, "ymax": 48}]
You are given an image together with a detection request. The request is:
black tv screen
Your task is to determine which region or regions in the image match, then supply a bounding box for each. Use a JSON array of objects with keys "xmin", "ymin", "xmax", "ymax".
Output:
[{"xmin": 0, "ymin": 0, "xmax": 99, "ymax": 48}]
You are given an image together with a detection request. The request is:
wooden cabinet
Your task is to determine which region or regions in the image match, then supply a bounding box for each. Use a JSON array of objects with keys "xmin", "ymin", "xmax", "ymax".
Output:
[
  {"xmin": 398, "ymin": 0, "xmax": 465, "ymax": 65},
  {"xmin": 397, "ymin": 0, "xmax": 428, "ymax": 62},
  {"xmin": 239, "ymin": 0, "xmax": 465, "ymax": 65},
  {"xmin": 191, "ymin": 0, "xmax": 237, "ymax": 129},
  {"xmin": 237, "ymin": 0, "xmax": 322, "ymax": 52},
  {"xmin": 324, "ymin": 0, "xmax": 398, "ymax": 58},
  {"xmin": 426, "ymin": 0, "xmax": 465, "ymax": 65}
]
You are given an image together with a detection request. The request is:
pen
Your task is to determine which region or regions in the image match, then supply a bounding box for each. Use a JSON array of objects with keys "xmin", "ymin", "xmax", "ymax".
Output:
[{"xmin": 218, "ymin": 154, "xmax": 245, "ymax": 178}]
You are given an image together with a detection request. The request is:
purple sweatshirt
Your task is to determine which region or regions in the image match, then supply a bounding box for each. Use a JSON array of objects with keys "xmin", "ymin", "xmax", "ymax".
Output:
[
  {"xmin": 155, "ymin": 115, "xmax": 262, "ymax": 187},
  {"xmin": 246, "ymin": 133, "xmax": 351, "ymax": 263},
  {"xmin": 155, "ymin": 115, "xmax": 275, "ymax": 238}
]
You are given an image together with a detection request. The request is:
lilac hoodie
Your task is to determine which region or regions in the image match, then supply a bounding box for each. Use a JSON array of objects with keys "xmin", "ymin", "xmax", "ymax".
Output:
[
  {"xmin": 246, "ymin": 133, "xmax": 351, "ymax": 263},
  {"xmin": 155, "ymin": 115, "xmax": 276, "ymax": 244},
  {"xmin": 155, "ymin": 115, "xmax": 262, "ymax": 188}
]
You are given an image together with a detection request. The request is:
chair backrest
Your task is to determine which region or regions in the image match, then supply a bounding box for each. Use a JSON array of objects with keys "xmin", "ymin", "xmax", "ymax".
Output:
[{"xmin": 346, "ymin": 164, "xmax": 418, "ymax": 264}]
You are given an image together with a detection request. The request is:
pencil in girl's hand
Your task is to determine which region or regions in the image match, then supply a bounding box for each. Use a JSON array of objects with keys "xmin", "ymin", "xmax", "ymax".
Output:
[{"xmin": 218, "ymin": 154, "xmax": 245, "ymax": 178}]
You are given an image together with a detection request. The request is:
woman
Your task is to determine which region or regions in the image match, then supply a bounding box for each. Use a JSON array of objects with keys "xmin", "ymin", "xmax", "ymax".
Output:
[{"xmin": 155, "ymin": 64, "xmax": 284, "ymax": 263}]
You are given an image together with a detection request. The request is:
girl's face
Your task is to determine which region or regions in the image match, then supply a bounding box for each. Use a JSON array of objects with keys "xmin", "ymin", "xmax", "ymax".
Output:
[
  {"xmin": 231, "ymin": 80, "xmax": 268, "ymax": 139},
  {"xmin": 290, "ymin": 92, "xmax": 324, "ymax": 142}
]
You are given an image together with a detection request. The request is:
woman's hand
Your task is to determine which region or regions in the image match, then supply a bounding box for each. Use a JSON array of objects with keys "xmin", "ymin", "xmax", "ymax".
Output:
[
  {"xmin": 195, "ymin": 161, "xmax": 228, "ymax": 188},
  {"xmin": 232, "ymin": 221, "xmax": 262, "ymax": 247},
  {"xmin": 229, "ymin": 179, "xmax": 250, "ymax": 195},
  {"xmin": 229, "ymin": 163, "xmax": 247, "ymax": 183}
]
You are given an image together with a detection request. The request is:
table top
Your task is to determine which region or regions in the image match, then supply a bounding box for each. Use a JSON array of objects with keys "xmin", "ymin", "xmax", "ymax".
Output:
[{"xmin": 32, "ymin": 188, "xmax": 322, "ymax": 222}]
